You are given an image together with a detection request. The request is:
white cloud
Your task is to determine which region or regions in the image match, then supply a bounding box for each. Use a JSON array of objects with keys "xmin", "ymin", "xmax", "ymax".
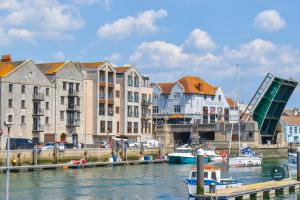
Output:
[
  {"xmin": 182, "ymin": 28, "xmax": 216, "ymax": 51},
  {"xmin": 73, "ymin": 0, "xmax": 111, "ymax": 10},
  {"xmin": 0, "ymin": 0, "xmax": 84, "ymax": 46},
  {"xmin": 105, "ymin": 53, "xmax": 122, "ymax": 62},
  {"xmin": 97, "ymin": 9, "xmax": 167, "ymax": 39},
  {"xmin": 52, "ymin": 51, "xmax": 66, "ymax": 60},
  {"xmin": 254, "ymin": 10, "xmax": 286, "ymax": 32}
]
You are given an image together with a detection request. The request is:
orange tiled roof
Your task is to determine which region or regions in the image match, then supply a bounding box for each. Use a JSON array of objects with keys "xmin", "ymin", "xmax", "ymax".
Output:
[
  {"xmin": 115, "ymin": 66, "xmax": 130, "ymax": 73},
  {"xmin": 0, "ymin": 61, "xmax": 26, "ymax": 77},
  {"xmin": 80, "ymin": 62, "xmax": 105, "ymax": 69},
  {"xmin": 169, "ymin": 114, "xmax": 184, "ymax": 119},
  {"xmin": 37, "ymin": 62, "xmax": 66, "ymax": 75},
  {"xmin": 157, "ymin": 83, "xmax": 176, "ymax": 94},
  {"xmin": 281, "ymin": 115, "xmax": 300, "ymax": 126},
  {"xmin": 177, "ymin": 76, "xmax": 217, "ymax": 95},
  {"xmin": 226, "ymin": 98, "xmax": 237, "ymax": 108}
]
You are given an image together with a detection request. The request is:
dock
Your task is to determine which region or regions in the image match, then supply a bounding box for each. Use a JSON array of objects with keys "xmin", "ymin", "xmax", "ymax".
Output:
[
  {"xmin": 192, "ymin": 178, "xmax": 300, "ymax": 200},
  {"xmin": 0, "ymin": 159, "xmax": 167, "ymax": 173}
]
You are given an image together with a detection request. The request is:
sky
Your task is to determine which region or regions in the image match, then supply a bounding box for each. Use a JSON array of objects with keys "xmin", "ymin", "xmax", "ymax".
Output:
[{"xmin": 0, "ymin": 0, "xmax": 300, "ymax": 107}]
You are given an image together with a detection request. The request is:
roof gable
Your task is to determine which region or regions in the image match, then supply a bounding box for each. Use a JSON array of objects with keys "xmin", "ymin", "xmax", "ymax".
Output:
[
  {"xmin": 178, "ymin": 76, "xmax": 217, "ymax": 95},
  {"xmin": 37, "ymin": 62, "xmax": 66, "ymax": 75},
  {"xmin": 0, "ymin": 60, "xmax": 27, "ymax": 77},
  {"xmin": 157, "ymin": 83, "xmax": 176, "ymax": 94}
]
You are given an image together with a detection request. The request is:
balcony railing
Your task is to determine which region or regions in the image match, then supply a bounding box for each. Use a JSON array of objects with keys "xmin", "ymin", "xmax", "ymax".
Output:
[
  {"xmin": 68, "ymin": 90, "xmax": 79, "ymax": 96},
  {"xmin": 33, "ymin": 108, "xmax": 45, "ymax": 115},
  {"xmin": 108, "ymin": 109, "xmax": 114, "ymax": 116},
  {"xmin": 142, "ymin": 99, "xmax": 152, "ymax": 106},
  {"xmin": 33, "ymin": 93, "xmax": 45, "ymax": 101},
  {"xmin": 66, "ymin": 104, "xmax": 80, "ymax": 111},
  {"xmin": 32, "ymin": 124, "xmax": 44, "ymax": 132},
  {"xmin": 99, "ymin": 109, "xmax": 105, "ymax": 116},
  {"xmin": 66, "ymin": 120, "xmax": 80, "ymax": 127}
]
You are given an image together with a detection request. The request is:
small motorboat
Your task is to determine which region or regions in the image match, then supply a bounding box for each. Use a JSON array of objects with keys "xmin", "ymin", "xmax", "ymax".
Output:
[
  {"xmin": 168, "ymin": 147, "xmax": 210, "ymax": 164},
  {"xmin": 185, "ymin": 165, "xmax": 241, "ymax": 197}
]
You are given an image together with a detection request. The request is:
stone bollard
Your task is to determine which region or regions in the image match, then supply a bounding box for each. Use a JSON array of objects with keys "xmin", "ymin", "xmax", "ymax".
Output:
[
  {"xmin": 17, "ymin": 153, "xmax": 21, "ymax": 166},
  {"xmin": 84, "ymin": 151, "xmax": 88, "ymax": 162},
  {"xmin": 297, "ymin": 147, "xmax": 300, "ymax": 181},
  {"xmin": 196, "ymin": 148, "xmax": 205, "ymax": 195}
]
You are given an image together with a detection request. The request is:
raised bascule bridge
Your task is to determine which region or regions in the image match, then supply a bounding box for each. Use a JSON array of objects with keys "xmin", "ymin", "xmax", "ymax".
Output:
[{"xmin": 241, "ymin": 73, "xmax": 298, "ymax": 144}]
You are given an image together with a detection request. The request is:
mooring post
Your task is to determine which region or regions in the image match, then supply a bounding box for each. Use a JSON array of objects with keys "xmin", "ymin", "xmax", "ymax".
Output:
[
  {"xmin": 33, "ymin": 145, "xmax": 38, "ymax": 165},
  {"xmin": 297, "ymin": 147, "xmax": 300, "ymax": 181},
  {"xmin": 197, "ymin": 148, "xmax": 205, "ymax": 195}
]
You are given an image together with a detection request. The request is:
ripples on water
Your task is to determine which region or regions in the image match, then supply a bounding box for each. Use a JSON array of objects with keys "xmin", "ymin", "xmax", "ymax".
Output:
[{"xmin": 0, "ymin": 159, "xmax": 299, "ymax": 200}]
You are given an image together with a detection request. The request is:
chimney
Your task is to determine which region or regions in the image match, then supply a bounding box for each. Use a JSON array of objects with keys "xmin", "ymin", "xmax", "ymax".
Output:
[{"xmin": 1, "ymin": 54, "xmax": 12, "ymax": 62}]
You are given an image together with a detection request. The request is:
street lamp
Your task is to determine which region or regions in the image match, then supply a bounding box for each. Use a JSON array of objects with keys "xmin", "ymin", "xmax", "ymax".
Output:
[{"xmin": 4, "ymin": 121, "xmax": 12, "ymax": 200}]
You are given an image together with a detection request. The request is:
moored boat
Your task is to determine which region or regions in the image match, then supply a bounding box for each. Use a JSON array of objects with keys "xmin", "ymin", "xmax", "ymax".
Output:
[
  {"xmin": 179, "ymin": 155, "xmax": 210, "ymax": 164},
  {"xmin": 168, "ymin": 147, "xmax": 195, "ymax": 164},
  {"xmin": 185, "ymin": 165, "xmax": 242, "ymax": 197},
  {"xmin": 228, "ymin": 146, "xmax": 262, "ymax": 167}
]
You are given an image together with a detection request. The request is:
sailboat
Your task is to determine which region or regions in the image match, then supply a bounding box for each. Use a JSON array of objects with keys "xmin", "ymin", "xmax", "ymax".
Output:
[{"xmin": 228, "ymin": 65, "xmax": 262, "ymax": 167}]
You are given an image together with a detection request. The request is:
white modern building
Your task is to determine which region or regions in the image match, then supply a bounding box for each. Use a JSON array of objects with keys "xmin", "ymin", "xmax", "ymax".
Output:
[{"xmin": 152, "ymin": 76, "xmax": 234, "ymax": 124}]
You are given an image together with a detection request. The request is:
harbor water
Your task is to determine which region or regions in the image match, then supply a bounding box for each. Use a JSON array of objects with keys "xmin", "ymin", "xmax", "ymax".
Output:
[{"xmin": 0, "ymin": 159, "xmax": 299, "ymax": 200}]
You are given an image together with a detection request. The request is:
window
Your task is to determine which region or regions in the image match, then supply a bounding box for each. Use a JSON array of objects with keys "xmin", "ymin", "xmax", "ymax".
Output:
[
  {"xmin": 134, "ymin": 122, "xmax": 138, "ymax": 133},
  {"xmin": 117, "ymin": 121, "xmax": 120, "ymax": 133},
  {"xmin": 46, "ymin": 88, "xmax": 49, "ymax": 96},
  {"xmin": 21, "ymin": 100, "xmax": 25, "ymax": 109},
  {"xmin": 134, "ymin": 76, "xmax": 139, "ymax": 87},
  {"xmin": 8, "ymin": 115, "xmax": 12, "ymax": 122},
  {"xmin": 128, "ymin": 91, "xmax": 133, "ymax": 102},
  {"xmin": 290, "ymin": 127, "xmax": 293, "ymax": 134},
  {"xmin": 45, "ymin": 117, "xmax": 49, "ymax": 125},
  {"xmin": 115, "ymin": 106, "xmax": 119, "ymax": 114},
  {"xmin": 8, "ymin": 99, "xmax": 13, "ymax": 108},
  {"xmin": 76, "ymin": 83, "xmax": 80, "ymax": 91},
  {"xmin": 21, "ymin": 116, "xmax": 25, "ymax": 124},
  {"xmin": 63, "ymin": 82, "xmax": 67, "ymax": 90},
  {"xmin": 77, "ymin": 97, "xmax": 80, "ymax": 106},
  {"xmin": 174, "ymin": 105, "xmax": 181, "ymax": 113},
  {"xmin": 218, "ymin": 95, "xmax": 221, "ymax": 101},
  {"xmin": 21, "ymin": 85, "xmax": 26, "ymax": 94},
  {"xmin": 128, "ymin": 105, "xmax": 132, "ymax": 117},
  {"xmin": 211, "ymin": 96, "xmax": 215, "ymax": 101},
  {"xmin": 46, "ymin": 102, "xmax": 49, "ymax": 110},
  {"xmin": 61, "ymin": 96, "xmax": 65, "ymax": 105},
  {"xmin": 127, "ymin": 122, "xmax": 132, "ymax": 133},
  {"xmin": 153, "ymin": 106, "xmax": 158, "ymax": 113},
  {"xmin": 153, "ymin": 94, "xmax": 159, "ymax": 99},
  {"xmin": 204, "ymin": 95, "xmax": 207, "ymax": 100},
  {"xmin": 60, "ymin": 111, "xmax": 65, "ymax": 121},
  {"xmin": 148, "ymin": 123, "xmax": 151, "ymax": 134},
  {"xmin": 295, "ymin": 127, "xmax": 298, "ymax": 134},
  {"xmin": 134, "ymin": 92, "xmax": 139, "ymax": 102},
  {"xmin": 173, "ymin": 92, "xmax": 181, "ymax": 99},
  {"xmin": 107, "ymin": 121, "xmax": 112, "ymax": 133},
  {"xmin": 134, "ymin": 106, "xmax": 139, "ymax": 117},
  {"xmin": 100, "ymin": 121, "xmax": 105, "ymax": 133},
  {"xmin": 9, "ymin": 84, "xmax": 13, "ymax": 93},
  {"xmin": 77, "ymin": 112, "xmax": 80, "ymax": 121},
  {"xmin": 116, "ymin": 90, "xmax": 120, "ymax": 98},
  {"xmin": 128, "ymin": 75, "xmax": 133, "ymax": 86}
]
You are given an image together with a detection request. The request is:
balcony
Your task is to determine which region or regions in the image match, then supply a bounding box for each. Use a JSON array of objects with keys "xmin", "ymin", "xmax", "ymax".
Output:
[
  {"xmin": 32, "ymin": 124, "xmax": 44, "ymax": 132},
  {"xmin": 66, "ymin": 104, "xmax": 80, "ymax": 111},
  {"xmin": 108, "ymin": 109, "xmax": 114, "ymax": 116},
  {"xmin": 142, "ymin": 99, "xmax": 152, "ymax": 106},
  {"xmin": 68, "ymin": 89, "xmax": 79, "ymax": 96},
  {"xmin": 142, "ymin": 114, "xmax": 151, "ymax": 120},
  {"xmin": 32, "ymin": 108, "xmax": 45, "ymax": 116},
  {"xmin": 33, "ymin": 93, "xmax": 45, "ymax": 101},
  {"xmin": 66, "ymin": 120, "xmax": 80, "ymax": 127}
]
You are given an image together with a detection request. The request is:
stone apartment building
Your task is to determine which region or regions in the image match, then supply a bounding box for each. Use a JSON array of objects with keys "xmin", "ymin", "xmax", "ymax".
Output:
[
  {"xmin": 115, "ymin": 66, "xmax": 153, "ymax": 142},
  {"xmin": 0, "ymin": 57, "xmax": 54, "ymax": 149},
  {"xmin": 37, "ymin": 61, "xmax": 85, "ymax": 145}
]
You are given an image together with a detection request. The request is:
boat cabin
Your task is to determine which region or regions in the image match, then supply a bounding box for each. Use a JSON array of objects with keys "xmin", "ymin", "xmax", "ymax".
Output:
[{"xmin": 189, "ymin": 166, "xmax": 221, "ymax": 182}]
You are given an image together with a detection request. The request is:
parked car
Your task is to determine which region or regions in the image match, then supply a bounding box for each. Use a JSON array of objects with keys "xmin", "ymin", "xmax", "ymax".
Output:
[
  {"xmin": 8, "ymin": 138, "xmax": 34, "ymax": 150},
  {"xmin": 128, "ymin": 142, "xmax": 138, "ymax": 148},
  {"xmin": 94, "ymin": 141, "xmax": 108, "ymax": 148},
  {"xmin": 42, "ymin": 142, "xmax": 55, "ymax": 150}
]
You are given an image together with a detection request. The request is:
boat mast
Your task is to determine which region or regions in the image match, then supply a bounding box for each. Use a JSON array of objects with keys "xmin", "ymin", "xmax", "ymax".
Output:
[{"xmin": 237, "ymin": 64, "xmax": 241, "ymax": 157}]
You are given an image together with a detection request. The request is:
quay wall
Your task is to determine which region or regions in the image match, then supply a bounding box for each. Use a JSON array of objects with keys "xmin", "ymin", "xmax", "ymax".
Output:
[{"xmin": 0, "ymin": 148, "xmax": 174, "ymax": 166}]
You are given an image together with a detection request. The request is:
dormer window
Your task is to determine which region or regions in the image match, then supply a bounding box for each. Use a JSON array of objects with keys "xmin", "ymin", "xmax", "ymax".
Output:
[{"xmin": 174, "ymin": 92, "xmax": 181, "ymax": 99}]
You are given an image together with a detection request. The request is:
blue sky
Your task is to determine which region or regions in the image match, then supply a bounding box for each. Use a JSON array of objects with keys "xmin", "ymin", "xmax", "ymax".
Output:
[{"xmin": 1, "ymin": 0, "xmax": 300, "ymax": 107}]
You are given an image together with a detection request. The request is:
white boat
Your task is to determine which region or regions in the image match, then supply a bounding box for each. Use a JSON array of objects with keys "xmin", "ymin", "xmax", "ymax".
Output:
[
  {"xmin": 229, "ymin": 146, "xmax": 262, "ymax": 166},
  {"xmin": 168, "ymin": 147, "xmax": 194, "ymax": 163},
  {"xmin": 185, "ymin": 165, "xmax": 242, "ymax": 197},
  {"xmin": 204, "ymin": 150, "xmax": 224, "ymax": 161}
]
